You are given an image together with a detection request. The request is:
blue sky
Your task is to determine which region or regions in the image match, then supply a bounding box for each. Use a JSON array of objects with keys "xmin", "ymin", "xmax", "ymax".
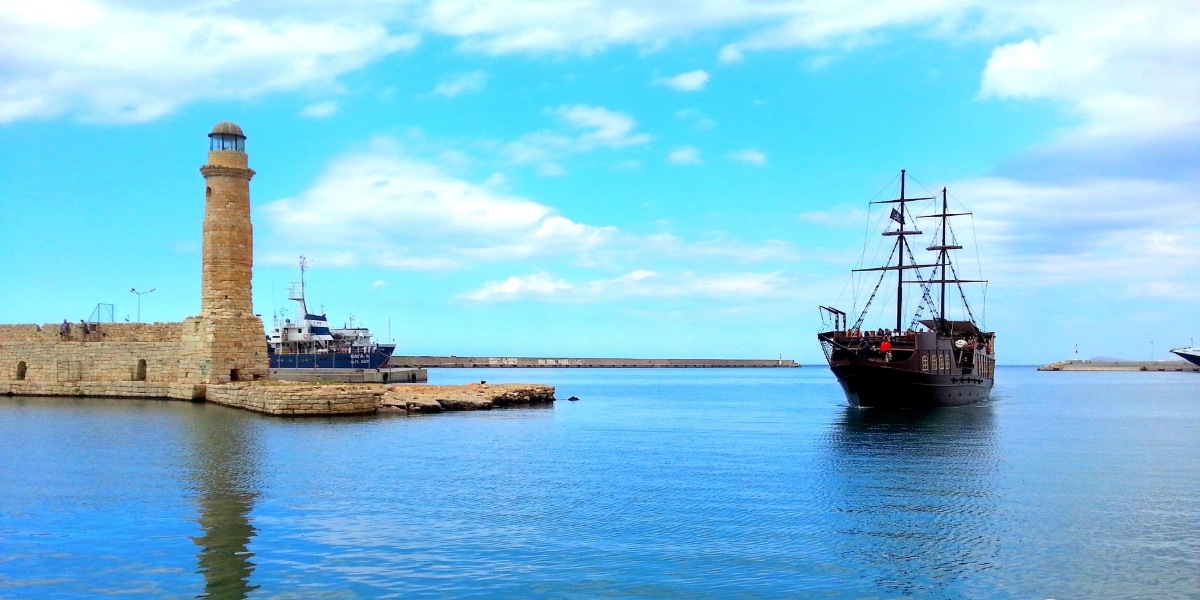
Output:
[{"xmin": 2, "ymin": 0, "xmax": 1197, "ymax": 365}]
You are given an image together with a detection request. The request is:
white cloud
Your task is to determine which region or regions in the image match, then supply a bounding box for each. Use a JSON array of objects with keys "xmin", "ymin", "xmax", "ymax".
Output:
[
  {"xmin": 456, "ymin": 272, "xmax": 573, "ymax": 302},
  {"xmin": 668, "ymin": 146, "xmax": 703, "ymax": 165},
  {"xmin": 372, "ymin": 280, "xmax": 387, "ymax": 288},
  {"xmin": 717, "ymin": 44, "xmax": 745, "ymax": 64},
  {"xmin": 675, "ymin": 108, "xmax": 716, "ymax": 131},
  {"xmin": 798, "ymin": 207, "xmax": 868, "ymax": 228},
  {"xmin": 953, "ymin": 175, "xmax": 1200, "ymax": 298},
  {"xmin": 0, "ymin": 0, "xmax": 420, "ymax": 123},
  {"xmin": 7, "ymin": 0, "xmax": 1193, "ymax": 163},
  {"xmin": 418, "ymin": 0, "xmax": 764, "ymax": 55},
  {"xmin": 260, "ymin": 148, "xmax": 614, "ymax": 268},
  {"xmin": 979, "ymin": 5, "xmax": 1200, "ymax": 141},
  {"xmin": 657, "ymin": 70, "xmax": 709, "ymax": 91},
  {"xmin": 729, "ymin": 148, "xmax": 767, "ymax": 166},
  {"xmin": 431, "ymin": 70, "xmax": 487, "ymax": 97},
  {"xmin": 259, "ymin": 143, "xmax": 802, "ymax": 271},
  {"xmin": 502, "ymin": 104, "xmax": 652, "ymax": 174},
  {"xmin": 458, "ymin": 269, "xmax": 793, "ymax": 303},
  {"xmin": 301, "ymin": 100, "xmax": 339, "ymax": 118},
  {"xmin": 414, "ymin": 1, "xmax": 1199, "ymax": 158},
  {"xmin": 554, "ymin": 104, "xmax": 653, "ymax": 148}
]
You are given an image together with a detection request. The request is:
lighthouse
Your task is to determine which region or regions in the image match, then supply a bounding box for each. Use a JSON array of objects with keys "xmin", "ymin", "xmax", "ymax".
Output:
[
  {"xmin": 200, "ymin": 122, "xmax": 255, "ymax": 317},
  {"xmin": 180, "ymin": 122, "xmax": 268, "ymax": 385}
]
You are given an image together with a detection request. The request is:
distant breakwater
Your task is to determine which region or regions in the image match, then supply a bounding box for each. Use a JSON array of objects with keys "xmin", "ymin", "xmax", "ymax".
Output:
[
  {"xmin": 1038, "ymin": 360, "xmax": 1199, "ymax": 372},
  {"xmin": 390, "ymin": 356, "xmax": 800, "ymax": 368}
]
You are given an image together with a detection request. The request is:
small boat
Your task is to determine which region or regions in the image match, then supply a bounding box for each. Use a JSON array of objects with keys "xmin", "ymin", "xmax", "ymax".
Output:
[
  {"xmin": 266, "ymin": 258, "xmax": 397, "ymax": 369},
  {"xmin": 1170, "ymin": 347, "xmax": 1200, "ymax": 368},
  {"xmin": 817, "ymin": 170, "xmax": 996, "ymax": 408}
]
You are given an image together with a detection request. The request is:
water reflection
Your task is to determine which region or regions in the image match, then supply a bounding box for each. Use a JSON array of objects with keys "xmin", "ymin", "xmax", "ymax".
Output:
[
  {"xmin": 185, "ymin": 406, "xmax": 262, "ymax": 599},
  {"xmin": 820, "ymin": 405, "xmax": 1000, "ymax": 598}
]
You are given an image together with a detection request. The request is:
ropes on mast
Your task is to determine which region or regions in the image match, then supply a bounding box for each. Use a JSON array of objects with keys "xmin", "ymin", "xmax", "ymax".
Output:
[
  {"xmin": 948, "ymin": 260, "xmax": 978, "ymax": 325},
  {"xmin": 852, "ymin": 243, "xmax": 896, "ymax": 331},
  {"xmin": 903, "ymin": 242, "xmax": 940, "ymax": 330}
]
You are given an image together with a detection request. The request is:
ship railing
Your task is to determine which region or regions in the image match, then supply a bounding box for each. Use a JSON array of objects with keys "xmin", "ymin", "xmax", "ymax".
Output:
[{"xmin": 828, "ymin": 330, "xmax": 919, "ymax": 347}]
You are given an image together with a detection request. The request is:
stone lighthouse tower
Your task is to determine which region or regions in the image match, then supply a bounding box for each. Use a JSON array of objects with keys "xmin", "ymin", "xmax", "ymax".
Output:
[{"xmin": 179, "ymin": 122, "xmax": 268, "ymax": 385}]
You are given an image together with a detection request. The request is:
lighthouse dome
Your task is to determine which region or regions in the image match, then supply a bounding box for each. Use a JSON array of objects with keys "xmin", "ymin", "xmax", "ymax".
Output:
[
  {"xmin": 208, "ymin": 121, "xmax": 246, "ymax": 151},
  {"xmin": 210, "ymin": 121, "xmax": 244, "ymax": 137}
]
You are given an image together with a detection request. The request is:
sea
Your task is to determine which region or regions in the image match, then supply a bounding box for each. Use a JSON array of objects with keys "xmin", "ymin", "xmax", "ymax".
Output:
[{"xmin": 1, "ymin": 366, "xmax": 1196, "ymax": 599}]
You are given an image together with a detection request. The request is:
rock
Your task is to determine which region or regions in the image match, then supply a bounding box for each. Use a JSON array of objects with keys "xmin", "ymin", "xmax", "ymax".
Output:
[
  {"xmin": 377, "ymin": 383, "xmax": 555, "ymax": 414},
  {"xmin": 567, "ymin": 395, "xmax": 580, "ymax": 401}
]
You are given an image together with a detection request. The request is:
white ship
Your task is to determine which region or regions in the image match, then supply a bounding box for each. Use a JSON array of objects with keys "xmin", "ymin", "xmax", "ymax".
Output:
[
  {"xmin": 266, "ymin": 257, "xmax": 396, "ymax": 369},
  {"xmin": 1170, "ymin": 347, "xmax": 1200, "ymax": 368}
]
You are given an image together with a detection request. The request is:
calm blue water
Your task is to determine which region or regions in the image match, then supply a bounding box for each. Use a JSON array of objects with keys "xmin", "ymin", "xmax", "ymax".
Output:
[{"xmin": 1, "ymin": 367, "xmax": 1197, "ymax": 599}]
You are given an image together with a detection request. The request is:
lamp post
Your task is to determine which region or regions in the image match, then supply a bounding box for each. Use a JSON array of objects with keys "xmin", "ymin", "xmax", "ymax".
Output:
[
  {"xmin": 1149, "ymin": 340, "xmax": 1154, "ymax": 363},
  {"xmin": 130, "ymin": 288, "xmax": 156, "ymax": 323}
]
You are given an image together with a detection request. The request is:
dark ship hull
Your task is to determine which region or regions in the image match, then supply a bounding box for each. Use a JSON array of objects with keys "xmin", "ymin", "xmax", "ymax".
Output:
[
  {"xmin": 820, "ymin": 329, "xmax": 994, "ymax": 408},
  {"xmin": 268, "ymin": 346, "xmax": 395, "ymax": 369},
  {"xmin": 830, "ymin": 361, "xmax": 992, "ymax": 408}
]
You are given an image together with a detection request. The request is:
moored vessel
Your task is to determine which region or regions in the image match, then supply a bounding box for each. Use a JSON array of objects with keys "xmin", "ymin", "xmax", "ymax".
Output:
[
  {"xmin": 266, "ymin": 257, "xmax": 397, "ymax": 369},
  {"xmin": 1170, "ymin": 347, "xmax": 1200, "ymax": 368},
  {"xmin": 817, "ymin": 170, "xmax": 995, "ymax": 408}
]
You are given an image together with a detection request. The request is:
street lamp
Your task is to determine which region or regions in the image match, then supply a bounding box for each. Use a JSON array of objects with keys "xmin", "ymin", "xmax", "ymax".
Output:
[
  {"xmin": 1149, "ymin": 340, "xmax": 1154, "ymax": 363},
  {"xmin": 130, "ymin": 288, "xmax": 156, "ymax": 323}
]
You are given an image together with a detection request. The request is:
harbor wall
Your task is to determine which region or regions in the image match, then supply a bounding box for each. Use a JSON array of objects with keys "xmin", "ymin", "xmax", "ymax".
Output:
[
  {"xmin": 0, "ymin": 322, "xmax": 187, "ymax": 384},
  {"xmin": 0, "ymin": 381, "xmax": 204, "ymax": 400},
  {"xmin": 1038, "ymin": 360, "xmax": 1199, "ymax": 372},
  {"xmin": 391, "ymin": 355, "xmax": 801, "ymax": 368},
  {"xmin": 270, "ymin": 367, "xmax": 427, "ymax": 383},
  {"xmin": 206, "ymin": 383, "xmax": 380, "ymax": 416}
]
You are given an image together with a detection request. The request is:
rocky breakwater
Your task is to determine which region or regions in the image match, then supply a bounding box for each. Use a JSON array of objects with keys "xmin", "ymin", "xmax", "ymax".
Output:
[
  {"xmin": 209, "ymin": 381, "xmax": 555, "ymax": 416},
  {"xmin": 379, "ymin": 383, "xmax": 556, "ymax": 414}
]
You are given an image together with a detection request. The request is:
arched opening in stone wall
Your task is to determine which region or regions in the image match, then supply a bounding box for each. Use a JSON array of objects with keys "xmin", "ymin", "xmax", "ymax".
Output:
[
  {"xmin": 135, "ymin": 359, "xmax": 147, "ymax": 381},
  {"xmin": 206, "ymin": 186, "xmax": 212, "ymax": 197},
  {"xmin": 230, "ymin": 368, "xmax": 240, "ymax": 382},
  {"xmin": 16, "ymin": 362, "xmax": 26, "ymax": 380}
]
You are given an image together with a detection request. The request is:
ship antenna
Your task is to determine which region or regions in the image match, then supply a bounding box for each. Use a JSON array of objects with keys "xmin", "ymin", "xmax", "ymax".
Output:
[{"xmin": 298, "ymin": 255, "xmax": 309, "ymax": 315}]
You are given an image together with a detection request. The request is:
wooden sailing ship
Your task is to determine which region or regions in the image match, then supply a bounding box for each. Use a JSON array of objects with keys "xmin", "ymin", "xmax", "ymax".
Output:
[{"xmin": 817, "ymin": 170, "xmax": 995, "ymax": 408}]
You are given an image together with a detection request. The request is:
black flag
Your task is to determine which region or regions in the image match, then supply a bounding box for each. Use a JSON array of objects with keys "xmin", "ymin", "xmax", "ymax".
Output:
[{"xmin": 889, "ymin": 208, "xmax": 903, "ymax": 223}]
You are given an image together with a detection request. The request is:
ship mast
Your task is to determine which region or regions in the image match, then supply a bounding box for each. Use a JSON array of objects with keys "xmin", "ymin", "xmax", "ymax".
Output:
[
  {"xmin": 855, "ymin": 170, "xmax": 934, "ymax": 331},
  {"xmin": 845, "ymin": 170, "xmax": 989, "ymax": 336},
  {"xmin": 288, "ymin": 256, "xmax": 310, "ymax": 316},
  {"xmin": 896, "ymin": 173, "xmax": 905, "ymax": 331},
  {"xmin": 919, "ymin": 188, "xmax": 987, "ymax": 334},
  {"xmin": 940, "ymin": 188, "xmax": 948, "ymax": 332}
]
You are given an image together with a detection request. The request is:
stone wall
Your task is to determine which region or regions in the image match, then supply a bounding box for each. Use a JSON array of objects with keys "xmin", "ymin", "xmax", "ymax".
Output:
[
  {"xmin": 178, "ymin": 316, "xmax": 269, "ymax": 385},
  {"xmin": 0, "ymin": 322, "xmax": 183, "ymax": 343},
  {"xmin": 206, "ymin": 382, "xmax": 380, "ymax": 415},
  {"xmin": 1, "ymin": 322, "xmax": 187, "ymax": 385},
  {"xmin": 0, "ymin": 381, "xmax": 204, "ymax": 401}
]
